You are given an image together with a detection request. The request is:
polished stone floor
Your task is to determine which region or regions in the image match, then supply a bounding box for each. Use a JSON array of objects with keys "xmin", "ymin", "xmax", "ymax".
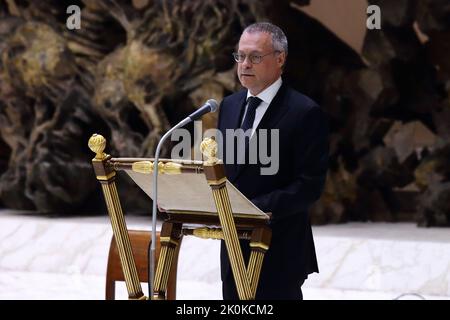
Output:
[{"xmin": 0, "ymin": 210, "xmax": 449, "ymax": 300}]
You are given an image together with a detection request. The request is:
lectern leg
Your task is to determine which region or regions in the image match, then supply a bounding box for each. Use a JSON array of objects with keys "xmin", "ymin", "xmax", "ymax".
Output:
[
  {"xmin": 88, "ymin": 134, "xmax": 145, "ymax": 300},
  {"xmin": 247, "ymin": 226, "xmax": 272, "ymax": 297},
  {"xmin": 203, "ymin": 161, "xmax": 252, "ymax": 300},
  {"xmin": 153, "ymin": 222, "xmax": 182, "ymax": 300},
  {"xmin": 211, "ymin": 187, "xmax": 253, "ymax": 299},
  {"xmin": 99, "ymin": 179, "xmax": 145, "ymax": 299}
]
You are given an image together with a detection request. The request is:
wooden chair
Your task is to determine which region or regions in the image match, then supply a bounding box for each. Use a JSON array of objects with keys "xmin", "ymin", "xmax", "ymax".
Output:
[{"xmin": 105, "ymin": 230, "xmax": 181, "ymax": 300}]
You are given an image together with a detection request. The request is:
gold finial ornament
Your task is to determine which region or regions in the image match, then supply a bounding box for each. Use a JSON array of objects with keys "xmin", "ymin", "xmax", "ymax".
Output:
[
  {"xmin": 200, "ymin": 137, "xmax": 219, "ymax": 165},
  {"xmin": 88, "ymin": 133, "xmax": 107, "ymax": 160}
]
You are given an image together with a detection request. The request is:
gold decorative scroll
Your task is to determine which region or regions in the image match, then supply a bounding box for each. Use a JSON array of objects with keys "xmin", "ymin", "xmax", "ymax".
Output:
[
  {"xmin": 131, "ymin": 161, "xmax": 182, "ymax": 174},
  {"xmin": 192, "ymin": 227, "xmax": 224, "ymax": 240}
]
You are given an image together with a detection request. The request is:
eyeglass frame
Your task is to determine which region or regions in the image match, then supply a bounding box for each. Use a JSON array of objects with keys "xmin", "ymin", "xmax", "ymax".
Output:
[{"xmin": 232, "ymin": 50, "xmax": 281, "ymax": 64}]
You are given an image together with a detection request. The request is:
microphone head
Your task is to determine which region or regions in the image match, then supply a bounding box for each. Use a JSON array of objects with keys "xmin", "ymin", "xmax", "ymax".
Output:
[{"xmin": 206, "ymin": 99, "xmax": 219, "ymax": 113}]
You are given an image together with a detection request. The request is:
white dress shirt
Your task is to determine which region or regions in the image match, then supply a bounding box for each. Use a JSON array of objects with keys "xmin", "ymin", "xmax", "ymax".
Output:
[{"xmin": 241, "ymin": 77, "xmax": 282, "ymax": 137}]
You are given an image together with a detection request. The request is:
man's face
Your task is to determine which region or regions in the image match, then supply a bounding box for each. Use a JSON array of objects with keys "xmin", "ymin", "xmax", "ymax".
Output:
[{"xmin": 237, "ymin": 31, "xmax": 285, "ymax": 95}]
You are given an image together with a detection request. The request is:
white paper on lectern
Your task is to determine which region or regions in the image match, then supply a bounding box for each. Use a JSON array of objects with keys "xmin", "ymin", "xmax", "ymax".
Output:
[{"xmin": 124, "ymin": 170, "xmax": 268, "ymax": 219}]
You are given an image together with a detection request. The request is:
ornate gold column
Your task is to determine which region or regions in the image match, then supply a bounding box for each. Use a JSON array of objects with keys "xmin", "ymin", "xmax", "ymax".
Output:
[
  {"xmin": 200, "ymin": 137, "xmax": 253, "ymax": 300},
  {"xmin": 88, "ymin": 134, "xmax": 145, "ymax": 300},
  {"xmin": 153, "ymin": 222, "xmax": 182, "ymax": 300},
  {"xmin": 247, "ymin": 227, "xmax": 271, "ymax": 295}
]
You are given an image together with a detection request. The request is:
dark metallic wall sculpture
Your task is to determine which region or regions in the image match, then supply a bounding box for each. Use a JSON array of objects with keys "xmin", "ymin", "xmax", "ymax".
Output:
[{"xmin": 0, "ymin": 0, "xmax": 448, "ymax": 226}]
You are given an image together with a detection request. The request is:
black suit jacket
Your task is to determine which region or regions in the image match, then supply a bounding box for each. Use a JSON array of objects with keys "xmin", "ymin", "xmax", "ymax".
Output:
[{"xmin": 217, "ymin": 82, "xmax": 329, "ymax": 292}]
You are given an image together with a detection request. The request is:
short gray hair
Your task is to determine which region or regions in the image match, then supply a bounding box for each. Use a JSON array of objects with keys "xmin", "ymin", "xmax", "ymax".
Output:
[{"xmin": 243, "ymin": 22, "xmax": 288, "ymax": 56}]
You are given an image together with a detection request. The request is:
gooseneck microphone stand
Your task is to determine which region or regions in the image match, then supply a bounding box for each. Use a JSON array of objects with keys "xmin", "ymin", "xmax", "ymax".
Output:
[
  {"xmin": 149, "ymin": 117, "xmax": 191, "ymax": 299},
  {"xmin": 148, "ymin": 99, "xmax": 218, "ymax": 299}
]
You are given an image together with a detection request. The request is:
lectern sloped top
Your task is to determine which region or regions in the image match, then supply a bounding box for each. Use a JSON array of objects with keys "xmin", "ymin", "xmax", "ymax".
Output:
[{"xmin": 125, "ymin": 167, "xmax": 268, "ymax": 219}]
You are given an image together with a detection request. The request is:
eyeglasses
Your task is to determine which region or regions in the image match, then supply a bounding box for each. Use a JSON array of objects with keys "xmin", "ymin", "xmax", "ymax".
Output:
[{"xmin": 232, "ymin": 51, "xmax": 280, "ymax": 64}]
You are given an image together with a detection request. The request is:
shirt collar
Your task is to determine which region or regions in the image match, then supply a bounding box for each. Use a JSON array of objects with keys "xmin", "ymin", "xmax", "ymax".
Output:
[{"xmin": 246, "ymin": 77, "xmax": 282, "ymax": 105}]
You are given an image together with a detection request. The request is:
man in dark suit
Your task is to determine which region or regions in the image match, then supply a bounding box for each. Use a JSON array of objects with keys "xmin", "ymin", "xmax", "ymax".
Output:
[{"xmin": 217, "ymin": 22, "xmax": 329, "ymax": 300}]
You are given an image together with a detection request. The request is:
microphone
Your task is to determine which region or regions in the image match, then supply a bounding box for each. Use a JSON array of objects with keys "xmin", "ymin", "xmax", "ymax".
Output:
[
  {"xmin": 148, "ymin": 99, "xmax": 218, "ymax": 299},
  {"xmin": 188, "ymin": 99, "xmax": 219, "ymax": 121}
]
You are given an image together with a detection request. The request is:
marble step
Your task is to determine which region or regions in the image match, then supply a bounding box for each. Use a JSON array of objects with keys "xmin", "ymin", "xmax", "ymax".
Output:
[
  {"xmin": 0, "ymin": 210, "xmax": 449, "ymax": 299},
  {"xmin": 306, "ymin": 222, "xmax": 450, "ymax": 298}
]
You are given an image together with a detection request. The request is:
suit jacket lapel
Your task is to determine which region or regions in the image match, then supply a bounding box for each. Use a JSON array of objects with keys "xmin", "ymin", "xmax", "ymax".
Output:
[
  {"xmin": 254, "ymin": 82, "xmax": 288, "ymax": 132},
  {"xmin": 230, "ymin": 91, "xmax": 247, "ymax": 130},
  {"xmin": 223, "ymin": 90, "xmax": 247, "ymax": 182}
]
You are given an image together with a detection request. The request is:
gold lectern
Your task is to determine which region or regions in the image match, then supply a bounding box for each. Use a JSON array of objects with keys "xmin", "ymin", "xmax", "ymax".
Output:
[{"xmin": 88, "ymin": 134, "xmax": 271, "ymax": 300}]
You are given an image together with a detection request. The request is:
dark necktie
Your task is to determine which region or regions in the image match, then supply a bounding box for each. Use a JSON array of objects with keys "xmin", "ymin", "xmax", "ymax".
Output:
[
  {"xmin": 241, "ymin": 96, "xmax": 262, "ymax": 132},
  {"xmin": 236, "ymin": 96, "xmax": 262, "ymax": 165}
]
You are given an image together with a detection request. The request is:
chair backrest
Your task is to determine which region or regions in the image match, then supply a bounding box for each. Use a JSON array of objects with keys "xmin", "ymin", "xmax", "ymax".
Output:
[{"xmin": 105, "ymin": 230, "xmax": 180, "ymax": 300}]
